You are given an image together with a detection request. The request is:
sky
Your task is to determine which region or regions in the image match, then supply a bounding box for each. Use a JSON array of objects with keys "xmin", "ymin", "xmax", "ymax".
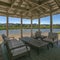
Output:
[{"xmin": 0, "ymin": 14, "xmax": 60, "ymax": 24}]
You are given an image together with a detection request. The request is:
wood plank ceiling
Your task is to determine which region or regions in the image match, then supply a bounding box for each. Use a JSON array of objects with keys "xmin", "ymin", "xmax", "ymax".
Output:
[{"xmin": 0, "ymin": 0, "xmax": 60, "ymax": 19}]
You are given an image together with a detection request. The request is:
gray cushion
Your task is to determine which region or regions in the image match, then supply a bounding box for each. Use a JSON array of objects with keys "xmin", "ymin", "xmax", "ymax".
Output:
[
  {"xmin": 11, "ymin": 46, "xmax": 30, "ymax": 56},
  {"xmin": 35, "ymin": 31, "xmax": 41, "ymax": 37},
  {"xmin": 8, "ymin": 39, "xmax": 25, "ymax": 49},
  {"xmin": 7, "ymin": 39, "xmax": 30, "ymax": 56},
  {"xmin": 2, "ymin": 34, "xmax": 9, "ymax": 41}
]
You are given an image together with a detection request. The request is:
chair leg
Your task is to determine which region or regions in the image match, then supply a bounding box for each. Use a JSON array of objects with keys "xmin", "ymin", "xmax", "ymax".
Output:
[
  {"xmin": 57, "ymin": 40, "xmax": 58, "ymax": 45},
  {"xmin": 47, "ymin": 42, "xmax": 53, "ymax": 49},
  {"xmin": 28, "ymin": 51, "xmax": 30, "ymax": 57},
  {"xmin": 47, "ymin": 44, "xmax": 49, "ymax": 50},
  {"xmin": 27, "ymin": 51, "xmax": 33, "ymax": 60},
  {"xmin": 50, "ymin": 42, "xmax": 53, "ymax": 48}
]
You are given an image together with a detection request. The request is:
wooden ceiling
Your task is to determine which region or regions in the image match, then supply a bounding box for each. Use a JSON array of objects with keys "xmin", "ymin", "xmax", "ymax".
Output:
[{"xmin": 0, "ymin": 0, "xmax": 60, "ymax": 19}]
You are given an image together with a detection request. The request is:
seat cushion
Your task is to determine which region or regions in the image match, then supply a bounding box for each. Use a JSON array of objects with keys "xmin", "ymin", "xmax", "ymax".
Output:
[
  {"xmin": 43, "ymin": 38, "xmax": 58, "ymax": 43},
  {"xmin": 7, "ymin": 39, "xmax": 30, "ymax": 56},
  {"xmin": 43, "ymin": 38, "xmax": 53, "ymax": 42},
  {"xmin": 35, "ymin": 31, "xmax": 41, "ymax": 38},
  {"xmin": 7, "ymin": 39, "xmax": 25, "ymax": 49},
  {"xmin": 11, "ymin": 46, "xmax": 30, "ymax": 56},
  {"xmin": 2, "ymin": 34, "xmax": 9, "ymax": 41}
]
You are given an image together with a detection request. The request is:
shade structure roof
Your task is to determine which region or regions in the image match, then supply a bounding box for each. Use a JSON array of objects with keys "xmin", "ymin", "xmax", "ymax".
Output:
[{"xmin": 0, "ymin": 0, "xmax": 60, "ymax": 19}]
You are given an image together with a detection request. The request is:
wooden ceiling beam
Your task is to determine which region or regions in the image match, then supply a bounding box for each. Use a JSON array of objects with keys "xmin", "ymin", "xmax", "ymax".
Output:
[
  {"xmin": 0, "ymin": 11, "xmax": 24, "ymax": 18},
  {"xmin": 0, "ymin": 1, "xmax": 25, "ymax": 12},
  {"xmin": 31, "ymin": 4, "xmax": 50, "ymax": 15},
  {"xmin": 8, "ymin": 0, "xmax": 17, "ymax": 12},
  {"xmin": 13, "ymin": 0, "xmax": 23, "ymax": 15},
  {"xmin": 33, "ymin": 7, "xmax": 60, "ymax": 18},
  {"xmin": 23, "ymin": 0, "xmax": 52, "ymax": 15},
  {"xmin": 0, "ymin": 7, "xmax": 59, "ymax": 16},
  {"xmin": 9, "ymin": 0, "xmax": 12, "ymax": 3},
  {"xmin": 42, "ymin": 8, "xmax": 60, "ymax": 15},
  {"xmin": 54, "ymin": 0, "xmax": 60, "ymax": 8},
  {"xmin": 0, "ymin": 7, "xmax": 7, "ymax": 11},
  {"xmin": 43, "ymin": 4, "xmax": 50, "ymax": 10},
  {"xmin": 0, "ymin": 1, "xmax": 11, "ymax": 7}
]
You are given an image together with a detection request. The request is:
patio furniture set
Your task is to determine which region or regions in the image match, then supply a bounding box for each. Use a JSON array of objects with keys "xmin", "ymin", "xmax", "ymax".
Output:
[{"xmin": 1, "ymin": 31, "xmax": 58, "ymax": 60}]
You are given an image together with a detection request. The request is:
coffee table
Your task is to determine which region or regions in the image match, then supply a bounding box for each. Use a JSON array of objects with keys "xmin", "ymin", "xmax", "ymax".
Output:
[{"xmin": 21, "ymin": 37, "xmax": 49, "ymax": 54}]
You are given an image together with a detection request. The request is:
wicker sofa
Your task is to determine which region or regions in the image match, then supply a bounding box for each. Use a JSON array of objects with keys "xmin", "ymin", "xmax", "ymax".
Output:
[{"xmin": 2, "ymin": 34, "xmax": 30, "ymax": 60}]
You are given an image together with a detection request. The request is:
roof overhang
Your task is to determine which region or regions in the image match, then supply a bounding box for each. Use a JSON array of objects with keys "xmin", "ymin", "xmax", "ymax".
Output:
[{"xmin": 0, "ymin": 0, "xmax": 60, "ymax": 19}]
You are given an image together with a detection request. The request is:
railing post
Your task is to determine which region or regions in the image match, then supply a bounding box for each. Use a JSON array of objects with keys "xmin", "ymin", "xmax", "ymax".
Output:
[
  {"xmin": 21, "ymin": 15, "xmax": 23, "ymax": 38},
  {"xmin": 31, "ymin": 17, "xmax": 33, "ymax": 37},
  {"xmin": 6, "ymin": 15, "xmax": 9, "ymax": 36},
  {"xmin": 50, "ymin": 7, "xmax": 53, "ymax": 33},
  {"xmin": 38, "ymin": 17, "xmax": 40, "ymax": 32}
]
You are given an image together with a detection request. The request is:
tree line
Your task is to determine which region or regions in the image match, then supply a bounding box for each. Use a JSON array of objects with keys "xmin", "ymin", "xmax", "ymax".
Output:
[{"xmin": 0, "ymin": 24, "xmax": 60, "ymax": 30}]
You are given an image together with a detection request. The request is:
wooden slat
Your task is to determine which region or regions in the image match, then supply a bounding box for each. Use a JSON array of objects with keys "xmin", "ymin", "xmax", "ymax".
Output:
[{"xmin": 54, "ymin": 0, "xmax": 60, "ymax": 8}]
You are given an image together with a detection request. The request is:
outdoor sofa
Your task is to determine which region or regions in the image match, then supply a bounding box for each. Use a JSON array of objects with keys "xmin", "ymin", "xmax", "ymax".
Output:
[{"xmin": 2, "ymin": 34, "xmax": 30, "ymax": 60}]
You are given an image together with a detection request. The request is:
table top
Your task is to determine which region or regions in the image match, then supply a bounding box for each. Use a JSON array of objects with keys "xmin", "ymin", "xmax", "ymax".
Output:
[{"xmin": 21, "ymin": 37, "xmax": 48, "ymax": 48}]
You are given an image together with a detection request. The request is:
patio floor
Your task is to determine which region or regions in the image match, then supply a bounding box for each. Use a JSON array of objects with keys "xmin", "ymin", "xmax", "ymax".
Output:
[{"xmin": 1, "ymin": 40, "xmax": 60, "ymax": 60}]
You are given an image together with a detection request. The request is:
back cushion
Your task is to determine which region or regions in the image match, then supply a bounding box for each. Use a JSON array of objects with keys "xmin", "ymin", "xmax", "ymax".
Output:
[
  {"xmin": 2, "ymin": 34, "xmax": 9, "ymax": 42},
  {"xmin": 35, "ymin": 31, "xmax": 41, "ymax": 37},
  {"xmin": 48, "ymin": 32, "xmax": 58, "ymax": 39}
]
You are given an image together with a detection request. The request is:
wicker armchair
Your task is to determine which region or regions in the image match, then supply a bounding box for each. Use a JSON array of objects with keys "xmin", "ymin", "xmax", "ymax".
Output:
[
  {"xmin": 32, "ymin": 31, "xmax": 47, "ymax": 40},
  {"xmin": 43, "ymin": 32, "xmax": 58, "ymax": 47}
]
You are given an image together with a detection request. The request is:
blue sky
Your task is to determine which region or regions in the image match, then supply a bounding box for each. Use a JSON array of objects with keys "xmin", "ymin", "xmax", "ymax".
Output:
[{"xmin": 0, "ymin": 14, "xmax": 60, "ymax": 24}]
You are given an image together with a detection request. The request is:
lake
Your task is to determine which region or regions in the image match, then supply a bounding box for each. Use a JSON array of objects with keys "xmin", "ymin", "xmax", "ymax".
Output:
[{"xmin": 0, "ymin": 29, "xmax": 60, "ymax": 35}]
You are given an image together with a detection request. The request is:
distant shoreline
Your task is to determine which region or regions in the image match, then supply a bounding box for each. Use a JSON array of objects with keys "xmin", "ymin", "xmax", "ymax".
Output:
[
  {"xmin": 0, "ymin": 24, "xmax": 60, "ymax": 30},
  {"xmin": 0, "ymin": 28, "xmax": 60, "ymax": 30}
]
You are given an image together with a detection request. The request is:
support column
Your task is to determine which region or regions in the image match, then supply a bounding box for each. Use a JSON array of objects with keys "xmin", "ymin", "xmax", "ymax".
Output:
[
  {"xmin": 50, "ymin": 9, "xmax": 53, "ymax": 33},
  {"xmin": 21, "ymin": 16, "xmax": 23, "ymax": 38},
  {"xmin": 38, "ymin": 17, "xmax": 40, "ymax": 32},
  {"xmin": 6, "ymin": 15, "xmax": 8, "ymax": 36},
  {"xmin": 31, "ymin": 18, "xmax": 33, "ymax": 37}
]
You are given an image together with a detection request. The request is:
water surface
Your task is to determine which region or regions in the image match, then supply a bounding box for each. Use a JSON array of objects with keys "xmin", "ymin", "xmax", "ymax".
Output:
[{"xmin": 0, "ymin": 29, "xmax": 60, "ymax": 35}]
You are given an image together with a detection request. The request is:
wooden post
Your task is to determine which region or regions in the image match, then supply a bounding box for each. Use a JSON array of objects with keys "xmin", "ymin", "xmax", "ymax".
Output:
[
  {"xmin": 50, "ymin": 8, "xmax": 53, "ymax": 33},
  {"xmin": 31, "ymin": 17, "xmax": 33, "ymax": 37},
  {"xmin": 6, "ymin": 15, "xmax": 8, "ymax": 36},
  {"xmin": 38, "ymin": 17, "xmax": 40, "ymax": 32},
  {"xmin": 21, "ymin": 15, "xmax": 23, "ymax": 38}
]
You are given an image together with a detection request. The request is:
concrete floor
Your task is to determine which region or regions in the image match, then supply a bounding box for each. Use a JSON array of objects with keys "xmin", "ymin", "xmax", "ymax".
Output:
[{"xmin": 1, "ymin": 40, "xmax": 60, "ymax": 60}]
